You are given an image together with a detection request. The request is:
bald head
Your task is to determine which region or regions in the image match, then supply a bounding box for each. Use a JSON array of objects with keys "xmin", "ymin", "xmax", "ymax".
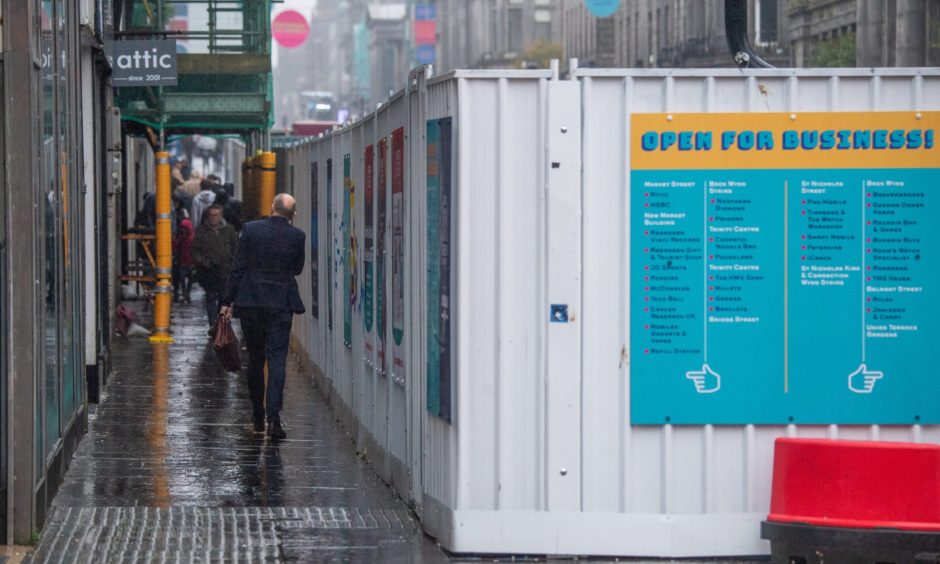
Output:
[{"xmin": 272, "ymin": 193, "xmax": 297, "ymax": 220}]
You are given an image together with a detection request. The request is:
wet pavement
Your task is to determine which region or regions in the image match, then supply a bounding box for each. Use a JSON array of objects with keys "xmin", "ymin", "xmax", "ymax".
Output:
[
  {"xmin": 29, "ymin": 291, "xmax": 450, "ymax": 563},
  {"xmin": 28, "ymin": 291, "xmax": 766, "ymax": 563}
]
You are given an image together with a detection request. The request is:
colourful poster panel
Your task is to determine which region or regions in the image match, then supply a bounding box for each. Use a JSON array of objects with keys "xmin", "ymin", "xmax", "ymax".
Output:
[
  {"xmin": 311, "ymin": 162, "xmax": 319, "ymax": 319},
  {"xmin": 377, "ymin": 138, "xmax": 388, "ymax": 376},
  {"xmin": 343, "ymin": 154, "xmax": 357, "ymax": 349},
  {"xmin": 426, "ymin": 118, "xmax": 454, "ymax": 422},
  {"xmin": 391, "ymin": 128, "xmax": 406, "ymax": 385},
  {"xmin": 630, "ymin": 111, "xmax": 940, "ymax": 425},
  {"xmin": 327, "ymin": 159, "xmax": 333, "ymax": 331},
  {"xmin": 364, "ymin": 145, "xmax": 375, "ymax": 357}
]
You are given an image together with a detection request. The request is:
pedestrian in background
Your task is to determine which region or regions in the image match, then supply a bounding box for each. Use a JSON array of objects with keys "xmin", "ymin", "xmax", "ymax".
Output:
[
  {"xmin": 192, "ymin": 205, "xmax": 238, "ymax": 328},
  {"xmin": 190, "ymin": 187, "xmax": 216, "ymax": 229},
  {"xmin": 182, "ymin": 170, "xmax": 203, "ymax": 199},
  {"xmin": 220, "ymin": 194, "xmax": 305, "ymax": 439},
  {"xmin": 220, "ymin": 183, "xmax": 244, "ymax": 232},
  {"xmin": 171, "ymin": 158, "xmax": 186, "ymax": 189},
  {"xmin": 173, "ymin": 212, "xmax": 195, "ymax": 303}
]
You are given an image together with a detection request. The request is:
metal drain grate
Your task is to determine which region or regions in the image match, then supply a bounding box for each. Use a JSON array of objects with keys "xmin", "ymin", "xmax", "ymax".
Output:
[{"xmin": 30, "ymin": 506, "xmax": 417, "ymax": 563}]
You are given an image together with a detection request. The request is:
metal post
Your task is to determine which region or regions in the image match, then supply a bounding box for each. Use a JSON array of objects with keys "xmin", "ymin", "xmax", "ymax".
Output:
[{"xmin": 149, "ymin": 151, "xmax": 174, "ymax": 343}]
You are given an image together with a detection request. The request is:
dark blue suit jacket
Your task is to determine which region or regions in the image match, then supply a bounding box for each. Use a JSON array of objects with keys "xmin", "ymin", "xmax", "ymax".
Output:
[{"xmin": 223, "ymin": 216, "xmax": 306, "ymax": 315}]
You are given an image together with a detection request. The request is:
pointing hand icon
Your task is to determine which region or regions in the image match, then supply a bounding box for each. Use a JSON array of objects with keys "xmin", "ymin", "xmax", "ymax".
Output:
[
  {"xmin": 848, "ymin": 363, "xmax": 883, "ymax": 394},
  {"xmin": 686, "ymin": 364, "xmax": 721, "ymax": 394}
]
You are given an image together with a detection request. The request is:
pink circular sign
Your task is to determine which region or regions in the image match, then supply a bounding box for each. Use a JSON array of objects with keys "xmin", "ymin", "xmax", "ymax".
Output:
[{"xmin": 272, "ymin": 10, "xmax": 310, "ymax": 49}]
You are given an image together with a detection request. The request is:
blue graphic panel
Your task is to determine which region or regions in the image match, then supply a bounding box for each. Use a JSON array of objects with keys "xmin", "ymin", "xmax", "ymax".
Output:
[
  {"xmin": 584, "ymin": 0, "xmax": 620, "ymax": 17},
  {"xmin": 631, "ymin": 168, "xmax": 940, "ymax": 424},
  {"xmin": 415, "ymin": 3, "xmax": 436, "ymax": 20},
  {"xmin": 416, "ymin": 45, "xmax": 436, "ymax": 65},
  {"xmin": 426, "ymin": 117, "xmax": 453, "ymax": 423}
]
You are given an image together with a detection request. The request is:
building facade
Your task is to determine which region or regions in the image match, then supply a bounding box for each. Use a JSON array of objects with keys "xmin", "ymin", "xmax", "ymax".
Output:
[
  {"xmin": 275, "ymin": 0, "xmax": 361, "ymax": 129},
  {"xmin": 562, "ymin": 0, "xmax": 787, "ymax": 68},
  {"xmin": 560, "ymin": 0, "xmax": 940, "ymax": 69},
  {"xmin": 436, "ymin": 0, "xmax": 561, "ymax": 72},
  {"xmin": 366, "ymin": 4, "xmax": 410, "ymax": 107},
  {"xmin": 2, "ymin": 0, "xmax": 121, "ymax": 544}
]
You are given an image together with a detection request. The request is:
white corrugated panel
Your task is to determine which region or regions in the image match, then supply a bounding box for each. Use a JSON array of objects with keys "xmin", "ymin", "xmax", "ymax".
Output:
[
  {"xmin": 277, "ymin": 84, "xmax": 416, "ymax": 497},
  {"xmin": 277, "ymin": 67, "xmax": 940, "ymax": 558},
  {"xmin": 380, "ymin": 88, "xmax": 410, "ymax": 486},
  {"xmin": 417, "ymin": 69, "xmax": 558, "ymax": 546},
  {"xmin": 333, "ymin": 127, "xmax": 353, "ymax": 420},
  {"xmin": 571, "ymin": 68, "xmax": 940, "ymax": 557},
  {"xmin": 357, "ymin": 117, "xmax": 376, "ymax": 444},
  {"xmin": 420, "ymin": 73, "xmax": 458, "ymax": 519},
  {"xmin": 284, "ymin": 140, "xmax": 310, "ymax": 357},
  {"xmin": 313, "ymin": 138, "xmax": 331, "ymax": 378}
]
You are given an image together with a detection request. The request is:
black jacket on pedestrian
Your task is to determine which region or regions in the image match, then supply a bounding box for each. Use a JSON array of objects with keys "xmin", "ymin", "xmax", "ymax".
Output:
[
  {"xmin": 191, "ymin": 221, "xmax": 238, "ymax": 291},
  {"xmin": 223, "ymin": 199, "xmax": 244, "ymax": 231},
  {"xmin": 223, "ymin": 216, "xmax": 306, "ymax": 315}
]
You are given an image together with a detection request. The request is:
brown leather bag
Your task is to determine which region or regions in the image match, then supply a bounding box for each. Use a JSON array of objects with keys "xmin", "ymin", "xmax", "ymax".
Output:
[{"xmin": 212, "ymin": 314, "xmax": 242, "ymax": 373}]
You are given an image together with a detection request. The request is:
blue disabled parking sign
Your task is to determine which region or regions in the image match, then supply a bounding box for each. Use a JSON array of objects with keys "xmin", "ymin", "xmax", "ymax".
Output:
[{"xmin": 585, "ymin": 0, "xmax": 620, "ymax": 17}]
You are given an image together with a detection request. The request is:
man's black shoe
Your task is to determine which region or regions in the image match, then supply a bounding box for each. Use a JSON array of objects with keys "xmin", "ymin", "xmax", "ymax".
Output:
[
  {"xmin": 252, "ymin": 417, "xmax": 266, "ymax": 434},
  {"xmin": 268, "ymin": 422, "xmax": 286, "ymax": 440}
]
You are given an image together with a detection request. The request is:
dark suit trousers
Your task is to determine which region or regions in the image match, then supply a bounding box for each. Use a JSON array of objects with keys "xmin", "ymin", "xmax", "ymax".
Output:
[{"xmin": 239, "ymin": 307, "xmax": 293, "ymax": 424}]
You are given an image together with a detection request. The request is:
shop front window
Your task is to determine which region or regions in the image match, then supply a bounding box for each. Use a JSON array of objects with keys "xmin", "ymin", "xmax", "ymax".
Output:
[
  {"xmin": 39, "ymin": 0, "xmax": 58, "ymax": 475},
  {"xmin": 58, "ymin": 0, "xmax": 81, "ymax": 421},
  {"xmin": 508, "ymin": 8, "xmax": 522, "ymax": 52}
]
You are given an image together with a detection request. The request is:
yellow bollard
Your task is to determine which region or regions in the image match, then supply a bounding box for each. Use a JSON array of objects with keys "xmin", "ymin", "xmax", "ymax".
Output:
[
  {"xmin": 150, "ymin": 151, "xmax": 175, "ymax": 343},
  {"xmin": 259, "ymin": 151, "xmax": 276, "ymax": 218}
]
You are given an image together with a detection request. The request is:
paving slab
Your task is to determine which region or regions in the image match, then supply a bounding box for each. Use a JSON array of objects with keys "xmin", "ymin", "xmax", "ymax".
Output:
[
  {"xmin": 29, "ymin": 293, "xmax": 450, "ymax": 563},
  {"xmin": 29, "ymin": 292, "xmax": 765, "ymax": 563}
]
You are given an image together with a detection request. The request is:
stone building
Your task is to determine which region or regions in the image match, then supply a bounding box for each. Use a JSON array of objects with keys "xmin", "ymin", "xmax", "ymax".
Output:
[
  {"xmin": 561, "ymin": 0, "xmax": 786, "ymax": 68},
  {"xmin": 780, "ymin": 0, "xmax": 939, "ymax": 67},
  {"xmin": 560, "ymin": 0, "xmax": 939, "ymax": 69},
  {"xmin": 436, "ymin": 0, "xmax": 561, "ymax": 71},
  {"xmin": 366, "ymin": 4, "xmax": 410, "ymax": 103},
  {"xmin": 853, "ymin": 0, "xmax": 939, "ymax": 66}
]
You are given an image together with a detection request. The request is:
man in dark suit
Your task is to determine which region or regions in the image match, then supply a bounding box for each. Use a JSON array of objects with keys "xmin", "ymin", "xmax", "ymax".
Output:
[{"xmin": 220, "ymin": 193, "xmax": 305, "ymax": 439}]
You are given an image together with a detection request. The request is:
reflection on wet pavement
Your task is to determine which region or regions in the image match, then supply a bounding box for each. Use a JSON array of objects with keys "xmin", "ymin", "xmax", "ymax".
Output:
[
  {"xmin": 28, "ymin": 293, "xmax": 765, "ymax": 563},
  {"xmin": 29, "ymin": 291, "xmax": 451, "ymax": 562}
]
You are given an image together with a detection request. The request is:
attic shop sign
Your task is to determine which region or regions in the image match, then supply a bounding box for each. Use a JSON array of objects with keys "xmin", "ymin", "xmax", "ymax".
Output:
[{"xmin": 110, "ymin": 40, "xmax": 178, "ymax": 87}]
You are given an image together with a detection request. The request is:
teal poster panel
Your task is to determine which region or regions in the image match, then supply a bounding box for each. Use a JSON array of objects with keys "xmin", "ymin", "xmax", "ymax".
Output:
[
  {"xmin": 377, "ymin": 138, "xmax": 388, "ymax": 376},
  {"xmin": 391, "ymin": 128, "xmax": 406, "ymax": 385},
  {"xmin": 427, "ymin": 119, "xmax": 441, "ymax": 416},
  {"xmin": 629, "ymin": 111, "xmax": 940, "ymax": 425},
  {"xmin": 426, "ymin": 117, "xmax": 453, "ymax": 422},
  {"xmin": 632, "ymin": 168, "xmax": 940, "ymax": 424},
  {"xmin": 364, "ymin": 146, "xmax": 375, "ymax": 339}
]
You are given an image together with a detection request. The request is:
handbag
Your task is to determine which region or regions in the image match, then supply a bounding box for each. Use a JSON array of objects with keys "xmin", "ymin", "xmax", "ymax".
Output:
[{"xmin": 212, "ymin": 314, "xmax": 242, "ymax": 373}]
